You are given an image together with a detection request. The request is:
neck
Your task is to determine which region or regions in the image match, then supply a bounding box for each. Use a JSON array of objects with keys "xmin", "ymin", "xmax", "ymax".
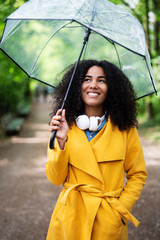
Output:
[{"xmin": 84, "ymin": 106, "xmax": 104, "ymax": 118}]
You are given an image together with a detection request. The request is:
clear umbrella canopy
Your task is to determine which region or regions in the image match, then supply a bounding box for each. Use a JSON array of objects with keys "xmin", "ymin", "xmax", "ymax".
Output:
[{"xmin": 0, "ymin": 0, "xmax": 157, "ymax": 99}]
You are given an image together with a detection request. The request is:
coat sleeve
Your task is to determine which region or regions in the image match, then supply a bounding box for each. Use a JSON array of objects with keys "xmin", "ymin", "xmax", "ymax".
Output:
[
  {"xmin": 119, "ymin": 127, "xmax": 147, "ymax": 213},
  {"xmin": 46, "ymin": 138, "xmax": 69, "ymax": 185}
]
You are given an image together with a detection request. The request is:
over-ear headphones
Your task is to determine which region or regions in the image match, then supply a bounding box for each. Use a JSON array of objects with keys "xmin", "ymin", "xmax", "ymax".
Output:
[{"xmin": 76, "ymin": 115, "xmax": 105, "ymax": 131}]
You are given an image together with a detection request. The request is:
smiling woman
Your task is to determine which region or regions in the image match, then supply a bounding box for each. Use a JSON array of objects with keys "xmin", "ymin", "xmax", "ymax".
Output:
[
  {"xmin": 81, "ymin": 65, "xmax": 108, "ymax": 117},
  {"xmin": 50, "ymin": 60, "xmax": 138, "ymax": 131},
  {"xmin": 46, "ymin": 60, "xmax": 147, "ymax": 240}
]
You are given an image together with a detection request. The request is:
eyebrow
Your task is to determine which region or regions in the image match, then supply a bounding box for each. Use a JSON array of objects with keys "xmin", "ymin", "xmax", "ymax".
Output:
[{"xmin": 85, "ymin": 75, "xmax": 106, "ymax": 79}]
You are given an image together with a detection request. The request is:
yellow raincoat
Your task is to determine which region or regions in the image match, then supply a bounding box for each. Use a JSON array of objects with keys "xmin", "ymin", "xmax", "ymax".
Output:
[{"xmin": 46, "ymin": 119, "xmax": 147, "ymax": 240}]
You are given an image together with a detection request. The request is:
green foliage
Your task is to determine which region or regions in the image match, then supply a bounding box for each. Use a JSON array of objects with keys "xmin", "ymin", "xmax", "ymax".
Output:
[
  {"xmin": 0, "ymin": 53, "xmax": 28, "ymax": 115},
  {"xmin": 0, "ymin": 0, "xmax": 30, "ymax": 116},
  {"xmin": 0, "ymin": 0, "xmax": 159, "ymax": 122},
  {"xmin": 111, "ymin": 0, "xmax": 159, "ymax": 141}
]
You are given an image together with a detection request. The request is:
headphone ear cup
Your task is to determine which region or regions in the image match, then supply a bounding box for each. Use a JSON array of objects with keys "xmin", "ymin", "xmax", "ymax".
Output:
[
  {"xmin": 89, "ymin": 117, "xmax": 98, "ymax": 131},
  {"xmin": 76, "ymin": 115, "xmax": 90, "ymax": 130},
  {"xmin": 76, "ymin": 114, "xmax": 105, "ymax": 131}
]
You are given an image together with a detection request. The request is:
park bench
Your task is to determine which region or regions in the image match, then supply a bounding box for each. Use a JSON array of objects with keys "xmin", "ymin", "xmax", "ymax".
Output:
[
  {"xmin": 16, "ymin": 101, "xmax": 32, "ymax": 117},
  {"xmin": 1, "ymin": 113, "xmax": 24, "ymax": 136}
]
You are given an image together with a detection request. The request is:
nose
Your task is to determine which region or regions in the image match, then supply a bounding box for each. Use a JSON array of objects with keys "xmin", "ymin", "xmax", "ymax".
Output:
[{"xmin": 89, "ymin": 79, "xmax": 98, "ymax": 89}]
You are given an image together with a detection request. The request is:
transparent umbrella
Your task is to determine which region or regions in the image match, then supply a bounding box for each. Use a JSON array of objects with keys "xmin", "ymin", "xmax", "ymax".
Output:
[{"xmin": 0, "ymin": 0, "xmax": 157, "ymax": 147}]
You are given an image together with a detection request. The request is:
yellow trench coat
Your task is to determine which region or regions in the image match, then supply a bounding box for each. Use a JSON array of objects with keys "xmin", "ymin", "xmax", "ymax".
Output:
[{"xmin": 46, "ymin": 119, "xmax": 147, "ymax": 240}]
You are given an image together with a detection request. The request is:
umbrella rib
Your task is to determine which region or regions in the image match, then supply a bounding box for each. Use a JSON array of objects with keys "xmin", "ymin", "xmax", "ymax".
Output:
[
  {"xmin": 96, "ymin": 11, "xmax": 131, "ymax": 23},
  {"xmin": 68, "ymin": 0, "xmax": 90, "ymax": 23},
  {"xmin": 76, "ymin": 20, "xmax": 145, "ymax": 57},
  {"xmin": 29, "ymin": 21, "xmax": 72, "ymax": 77},
  {"xmin": 113, "ymin": 42, "xmax": 122, "ymax": 70},
  {"xmin": 144, "ymin": 56, "xmax": 157, "ymax": 93},
  {"xmin": 77, "ymin": 10, "xmax": 141, "ymax": 50},
  {"xmin": 0, "ymin": 48, "xmax": 54, "ymax": 88},
  {"xmin": 0, "ymin": 20, "xmax": 23, "ymax": 43},
  {"xmin": 92, "ymin": 14, "xmax": 137, "ymax": 42},
  {"xmin": 29, "ymin": 77, "xmax": 55, "ymax": 88},
  {"xmin": 65, "ymin": 25, "xmax": 83, "ymax": 28},
  {"xmin": 136, "ymin": 91, "xmax": 157, "ymax": 100},
  {"xmin": 68, "ymin": 0, "xmax": 97, "ymax": 27}
]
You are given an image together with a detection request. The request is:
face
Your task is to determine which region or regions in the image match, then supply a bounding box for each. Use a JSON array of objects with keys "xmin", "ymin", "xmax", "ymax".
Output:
[{"xmin": 81, "ymin": 65, "xmax": 108, "ymax": 111}]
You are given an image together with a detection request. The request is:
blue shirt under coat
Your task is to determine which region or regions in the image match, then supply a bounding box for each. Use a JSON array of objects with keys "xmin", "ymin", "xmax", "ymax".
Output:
[{"xmin": 85, "ymin": 118, "xmax": 107, "ymax": 141}]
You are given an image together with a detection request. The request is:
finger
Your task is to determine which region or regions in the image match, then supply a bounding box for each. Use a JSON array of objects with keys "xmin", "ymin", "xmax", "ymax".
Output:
[
  {"xmin": 61, "ymin": 109, "xmax": 66, "ymax": 121},
  {"xmin": 52, "ymin": 115, "xmax": 61, "ymax": 120},
  {"xmin": 56, "ymin": 109, "xmax": 63, "ymax": 116},
  {"xmin": 51, "ymin": 115, "xmax": 61, "ymax": 123},
  {"xmin": 49, "ymin": 125, "xmax": 60, "ymax": 132},
  {"xmin": 50, "ymin": 114, "xmax": 62, "ymax": 126},
  {"xmin": 50, "ymin": 119, "xmax": 61, "ymax": 126}
]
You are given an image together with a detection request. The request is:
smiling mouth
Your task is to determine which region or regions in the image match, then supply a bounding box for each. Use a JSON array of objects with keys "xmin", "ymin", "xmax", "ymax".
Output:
[{"xmin": 87, "ymin": 92, "xmax": 99, "ymax": 97}]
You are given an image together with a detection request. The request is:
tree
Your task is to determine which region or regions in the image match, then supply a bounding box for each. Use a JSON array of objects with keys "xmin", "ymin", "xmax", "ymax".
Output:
[
  {"xmin": 0, "ymin": 0, "xmax": 29, "ymax": 115},
  {"xmin": 152, "ymin": 0, "xmax": 160, "ymax": 55},
  {"xmin": 110, "ymin": 0, "xmax": 159, "ymax": 120}
]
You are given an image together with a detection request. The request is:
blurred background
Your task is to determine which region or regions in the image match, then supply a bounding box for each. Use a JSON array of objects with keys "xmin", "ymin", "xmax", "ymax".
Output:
[{"xmin": 0, "ymin": 0, "xmax": 159, "ymax": 141}]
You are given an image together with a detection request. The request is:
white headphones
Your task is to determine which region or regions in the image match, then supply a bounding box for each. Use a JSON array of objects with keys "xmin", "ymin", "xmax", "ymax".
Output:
[{"xmin": 76, "ymin": 115, "xmax": 105, "ymax": 131}]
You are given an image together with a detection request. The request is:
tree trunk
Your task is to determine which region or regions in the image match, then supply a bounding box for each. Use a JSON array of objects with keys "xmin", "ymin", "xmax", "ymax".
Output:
[
  {"xmin": 152, "ymin": 0, "xmax": 160, "ymax": 54},
  {"xmin": 154, "ymin": 21, "xmax": 160, "ymax": 53},
  {"xmin": 144, "ymin": 0, "xmax": 154, "ymax": 119},
  {"xmin": 146, "ymin": 96, "xmax": 154, "ymax": 120},
  {"xmin": 25, "ymin": 80, "xmax": 30, "ymax": 98},
  {"xmin": 144, "ymin": 0, "xmax": 151, "ymax": 55}
]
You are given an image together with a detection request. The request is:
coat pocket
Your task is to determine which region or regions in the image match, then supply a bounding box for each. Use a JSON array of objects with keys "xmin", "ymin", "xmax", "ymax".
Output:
[{"xmin": 111, "ymin": 207, "xmax": 126, "ymax": 228}]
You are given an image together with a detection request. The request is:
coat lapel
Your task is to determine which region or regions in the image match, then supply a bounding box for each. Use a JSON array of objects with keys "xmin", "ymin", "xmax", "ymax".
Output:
[
  {"xmin": 91, "ymin": 118, "xmax": 126, "ymax": 162},
  {"xmin": 68, "ymin": 124, "xmax": 104, "ymax": 183}
]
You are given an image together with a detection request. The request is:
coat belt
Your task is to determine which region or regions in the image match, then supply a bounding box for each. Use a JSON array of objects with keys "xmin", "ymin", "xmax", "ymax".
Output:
[{"xmin": 60, "ymin": 182, "xmax": 140, "ymax": 227}]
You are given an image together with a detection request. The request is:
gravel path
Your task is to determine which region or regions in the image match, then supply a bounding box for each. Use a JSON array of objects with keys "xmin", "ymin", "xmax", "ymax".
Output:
[{"xmin": 0, "ymin": 96, "xmax": 160, "ymax": 240}]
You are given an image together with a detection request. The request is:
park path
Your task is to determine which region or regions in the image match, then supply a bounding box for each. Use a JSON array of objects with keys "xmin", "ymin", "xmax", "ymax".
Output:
[
  {"xmin": 0, "ymin": 95, "xmax": 59, "ymax": 240},
  {"xmin": 0, "ymin": 95, "xmax": 160, "ymax": 240}
]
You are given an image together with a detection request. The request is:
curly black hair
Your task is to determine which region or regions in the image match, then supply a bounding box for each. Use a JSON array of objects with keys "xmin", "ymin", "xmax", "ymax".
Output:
[{"xmin": 50, "ymin": 60, "xmax": 138, "ymax": 131}]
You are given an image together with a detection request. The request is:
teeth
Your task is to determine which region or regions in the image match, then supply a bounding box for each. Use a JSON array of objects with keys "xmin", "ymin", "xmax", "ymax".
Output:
[{"xmin": 88, "ymin": 92, "xmax": 99, "ymax": 96}]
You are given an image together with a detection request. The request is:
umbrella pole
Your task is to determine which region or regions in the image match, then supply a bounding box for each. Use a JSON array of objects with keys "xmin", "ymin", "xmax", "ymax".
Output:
[{"xmin": 49, "ymin": 28, "xmax": 91, "ymax": 149}]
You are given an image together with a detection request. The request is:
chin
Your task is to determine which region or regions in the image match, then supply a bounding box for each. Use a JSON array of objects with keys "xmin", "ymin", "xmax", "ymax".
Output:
[{"xmin": 86, "ymin": 102, "xmax": 103, "ymax": 108}]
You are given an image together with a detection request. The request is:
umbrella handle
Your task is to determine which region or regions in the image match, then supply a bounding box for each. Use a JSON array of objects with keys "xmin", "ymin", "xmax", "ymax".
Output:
[{"xmin": 49, "ymin": 129, "xmax": 57, "ymax": 149}]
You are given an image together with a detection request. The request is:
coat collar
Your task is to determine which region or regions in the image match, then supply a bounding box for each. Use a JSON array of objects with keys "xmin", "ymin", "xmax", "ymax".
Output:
[
  {"xmin": 90, "ymin": 118, "xmax": 126, "ymax": 162},
  {"xmin": 67, "ymin": 123, "xmax": 104, "ymax": 183},
  {"xmin": 67, "ymin": 119, "xmax": 126, "ymax": 183}
]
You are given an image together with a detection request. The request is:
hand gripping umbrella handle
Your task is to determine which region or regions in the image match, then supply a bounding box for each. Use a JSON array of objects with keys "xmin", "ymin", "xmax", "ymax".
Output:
[
  {"xmin": 49, "ymin": 112, "xmax": 62, "ymax": 149},
  {"xmin": 49, "ymin": 129, "xmax": 57, "ymax": 149}
]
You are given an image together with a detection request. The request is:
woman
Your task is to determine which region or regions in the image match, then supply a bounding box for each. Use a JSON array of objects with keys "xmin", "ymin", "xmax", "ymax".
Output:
[{"xmin": 46, "ymin": 60, "xmax": 147, "ymax": 240}]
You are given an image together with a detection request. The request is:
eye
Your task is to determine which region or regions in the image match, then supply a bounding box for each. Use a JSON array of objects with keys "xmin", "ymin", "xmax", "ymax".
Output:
[
  {"xmin": 84, "ymin": 78, "xmax": 91, "ymax": 82},
  {"xmin": 98, "ymin": 79, "xmax": 106, "ymax": 83}
]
